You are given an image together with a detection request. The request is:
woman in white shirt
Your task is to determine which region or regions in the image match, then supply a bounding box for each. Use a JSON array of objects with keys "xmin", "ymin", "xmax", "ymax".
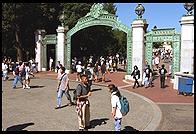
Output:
[{"xmin": 108, "ymin": 84, "xmax": 122, "ymax": 131}]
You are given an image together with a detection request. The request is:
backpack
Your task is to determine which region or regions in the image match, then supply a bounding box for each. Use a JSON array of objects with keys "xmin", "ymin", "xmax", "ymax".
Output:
[
  {"xmin": 83, "ymin": 69, "xmax": 92, "ymax": 79},
  {"xmin": 14, "ymin": 67, "xmax": 19, "ymax": 75},
  {"xmin": 119, "ymin": 95, "xmax": 129, "ymax": 116},
  {"xmin": 73, "ymin": 84, "xmax": 83, "ymax": 101},
  {"xmin": 20, "ymin": 68, "xmax": 26, "ymax": 77}
]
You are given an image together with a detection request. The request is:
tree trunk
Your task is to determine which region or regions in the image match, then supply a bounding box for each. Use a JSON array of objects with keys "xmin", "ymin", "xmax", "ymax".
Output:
[{"xmin": 15, "ymin": 25, "xmax": 23, "ymax": 61}]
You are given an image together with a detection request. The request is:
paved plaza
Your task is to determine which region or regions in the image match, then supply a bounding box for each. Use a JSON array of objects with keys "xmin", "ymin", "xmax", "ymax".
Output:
[{"xmin": 2, "ymin": 71, "xmax": 194, "ymax": 131}]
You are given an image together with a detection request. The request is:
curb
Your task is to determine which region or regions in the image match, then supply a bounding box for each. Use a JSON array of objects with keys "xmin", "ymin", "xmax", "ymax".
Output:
[{"xmin": 119, "ymin": 89, "xmax": 162, "ymax": 131}]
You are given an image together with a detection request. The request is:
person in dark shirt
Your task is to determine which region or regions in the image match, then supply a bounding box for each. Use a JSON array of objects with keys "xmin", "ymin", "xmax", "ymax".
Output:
[
  {"xmin": 76, "ymin": 74, "xmax": 92, "ymax": 131},
  {"xmin": 159, "ymin": 64, "xmax": 167, "ymax": 88},
  {"xmin": 131, "ymin": 65, "xmax": 140, "ymax": 88}
]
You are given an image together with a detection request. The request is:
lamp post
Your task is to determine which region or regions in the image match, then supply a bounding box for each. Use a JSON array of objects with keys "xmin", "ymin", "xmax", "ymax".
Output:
[
  {"xmin": 135, "ymin": 3, "xmax": 145, "ymax": 19},
  {"xmin": 184, "ymin": 3, "xmax": 194, "ymax": 16}
]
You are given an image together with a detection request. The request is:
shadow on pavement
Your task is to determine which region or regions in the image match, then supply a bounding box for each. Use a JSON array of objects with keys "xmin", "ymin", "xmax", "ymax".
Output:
[
  {"xmin": 30, "ymin": 85, "xmax": 45, "ymax": 88},
  {"xmin": 69, "ymin": 88, "xmax": 75, "ymax": 91},
  {"xmin": 122, "ymin": 126, "xmax": 139, "ymax": 131},
  {"xmin": 8, "ymin": 79, "xmax": 14, "ymax": 81},
  {"xmin": 90, "ymin": 118, "xmax": 109, "ymax": 128},
  {"xmin": 6, "ymin": 122, "xmax": 34, "ymax": 131},
  {"xmin": 91, "ymin": 88, "xmax": 102, "ymax": 92}
]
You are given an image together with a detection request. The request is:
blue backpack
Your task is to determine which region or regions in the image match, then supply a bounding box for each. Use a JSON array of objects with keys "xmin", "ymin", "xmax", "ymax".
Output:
[{"xmin": 119, "ymin": 95, "xmax": 129, "ymax": 116}]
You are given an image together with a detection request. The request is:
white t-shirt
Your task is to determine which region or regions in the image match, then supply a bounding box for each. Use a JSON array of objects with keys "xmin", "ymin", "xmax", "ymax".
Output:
[
  {"xmin": 58, "ymin": 73, "xmax": 69, "ymax": 90},
  {"xmin": 76, "ymin": 64, "xmax": 83, "ymax": 73},
  {"xmin": 49, "ymin": 58, "xmax": 53, "ymax": 66},
  {"xmin": 154, "ymin": 56, "xmax": 160, "ymax": 65},
  {"xmin": 25, "ymin": 66, "xmax": 31, "ymax": 79},
  {"xmin": 2, "ymin": 63, "xmax": 8, "ymax": 72},
  {"xmin": 111, "ymin": 92, "xmax": 122, "ymax": 119}
]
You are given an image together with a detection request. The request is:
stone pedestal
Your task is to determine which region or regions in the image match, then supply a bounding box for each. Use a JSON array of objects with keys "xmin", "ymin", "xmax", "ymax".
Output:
[
  {"xmin": 126, "ymin": 19, "xmax": 147, "ymax": 82},
  {"xmin": 180, "ymin": 15, "xmax": 194, "ymax": 74},
  {"xmin": 35, "ymin": 29, "xmax": 46, "ymax": 72}
]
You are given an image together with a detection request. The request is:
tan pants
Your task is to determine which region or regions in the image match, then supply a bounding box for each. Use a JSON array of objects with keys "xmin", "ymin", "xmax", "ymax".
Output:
[{"xmin": 78, "ymin": 103, "xmax": 90, "ymax": 129}]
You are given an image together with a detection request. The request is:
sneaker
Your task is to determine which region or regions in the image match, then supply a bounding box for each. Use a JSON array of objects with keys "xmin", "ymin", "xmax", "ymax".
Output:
[
  {"xmin": 55, "ymin": 106, "xmax": 61, "ymax": 109},
  {"xmin": 26, "ymin": 85, "xmax": 30, "ymax": 89},
  {"xmin": 22, "ymin": 85, "xmax": 26, "ymax": 89}
]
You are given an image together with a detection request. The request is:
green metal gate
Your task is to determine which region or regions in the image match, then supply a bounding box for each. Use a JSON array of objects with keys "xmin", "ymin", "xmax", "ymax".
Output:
[
  {"xmin": 66, "ymin": 3, "xmax": 133, "ymax": 75},
  {"xmin": 145, "ymin": 28, "xmax": 181, "ymax": 78}
]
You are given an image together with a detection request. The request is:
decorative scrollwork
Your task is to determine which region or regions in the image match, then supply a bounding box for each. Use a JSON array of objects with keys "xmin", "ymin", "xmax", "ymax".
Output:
[{"xmin": 85, "ymin": 3, "xmax": 108, "ymax": 19}]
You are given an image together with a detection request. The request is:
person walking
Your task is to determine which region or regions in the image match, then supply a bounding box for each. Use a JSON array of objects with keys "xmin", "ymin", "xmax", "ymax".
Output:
[
  {"xmin": 131, "ymin": 65, "xmax": 140, "ymax": 88},
  {"xmin": 75, "ymin": 74, "xmax": 92, "ymax": 131},
  {"xmin": 144, "ymin": 65, "xmax": 153, "ymax": 88},
  {"xmin": 2, "ymin": 60, "xmax": 8, "ymax": 81},
  {"xmin": 159, "ymin": 64, "xmax": 167, "ymax": 88},
  {"xmin": 12, "ymin": 61, "xmax": 23, "ymax": 89},
  {"xmin": 24, "ymin": 62, "xmax": 31, "ymax": 89},
  {"xmin": 76, "ymin": 61, "xmax": 83, "ymax": 81},
  {"xmin": 107, "ymin": 84, "xmax": 122, "ymax": 131},
  {"xmin": 55, "ymin": 66, "xmax": 73, "ymax": 109},
  {"xmin": 100, "ymin": 61, "xmax": 106, "ymax": 82},
  {"xmin": 49, "ymin": 57, "xmax": 53, "ymax": 71}
]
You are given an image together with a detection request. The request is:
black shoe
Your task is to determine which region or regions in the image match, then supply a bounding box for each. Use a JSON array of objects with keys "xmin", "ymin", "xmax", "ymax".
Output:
[
  {"xmin": 85, "ymin": 125, "xmax": 92, "ymax": 129},
  {"xmin": 79, "ymin": 129, "xmax": 84, "ymax": 131},
  {"xmin": 83, "ymin": 128, "xmax": 88, "ymax": 131},
  {"xmin": 55, "ymin": 106, "xmax": 61, "ymax": 109}
]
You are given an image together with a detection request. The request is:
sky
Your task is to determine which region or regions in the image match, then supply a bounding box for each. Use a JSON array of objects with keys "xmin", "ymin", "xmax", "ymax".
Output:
[{"xmin": 115, "ymin": 3, "xmax": 190, "ymax": 32}]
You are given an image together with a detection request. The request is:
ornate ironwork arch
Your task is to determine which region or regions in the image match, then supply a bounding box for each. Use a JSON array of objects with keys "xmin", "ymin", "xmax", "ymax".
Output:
[
  {"xmin": 144, "ymin": 28, "xmax": 181, "ymax": 78},
  {"xmin": 66, "ymin": 3, "xmax": 132, "ymax": 75}
]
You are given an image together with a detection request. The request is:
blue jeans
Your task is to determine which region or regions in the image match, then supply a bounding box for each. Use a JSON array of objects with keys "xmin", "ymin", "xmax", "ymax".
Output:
[
  {"xmin": 114, "ymin": 118, "xmax": 122, "ymax": 131},
  {"xmin": 12, "ymin": 75, "xmax": 22, "ymax": 88},
  {"xmin": 57, "ymin": 88, "xmax": 72, "ymax": 106}
]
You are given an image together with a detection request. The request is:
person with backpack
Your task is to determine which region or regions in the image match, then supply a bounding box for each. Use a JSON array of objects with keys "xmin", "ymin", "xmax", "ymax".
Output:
[
  {"xmin": 159, "ymin": 64, "xmax": 167, "ymax": 88},
  {"xmin": 75, "ymin": 74, "xmax": 92, "ymax": 131},
  {"xmin": 24, "ymin": 62, "xmax": 32, "ymax": 89},
  {"xmin": 55, "ymin": 66, "xmax": 73, "ymax": 109},
  {"xmin": 100, "ymin": 61, "xmax": 107, "ymax": 82},
  {"xmin": 19, "ymin": 62, "xmax": 27, "ymax": 89},
  {"xmin": 144, "ymin": 65, "xmax": 153, "ymax": 88},
  {"xmin": 107, "ymin": 84, "xmax": 125, "ymax": 131},
  {"xmin": 12, "ymin": 61, "xmax": 23, "ymax": 89},
  {"xmin": 131, "ymin": 65, "xmax": 140, "ymax": 88}
]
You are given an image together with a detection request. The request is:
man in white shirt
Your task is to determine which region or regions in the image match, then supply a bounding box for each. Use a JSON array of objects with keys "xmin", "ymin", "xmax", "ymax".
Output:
[
  {"xmin": 154, "ymin": 55, "xmax": 160, "ymax": 70},
  {"xmin": 76, "ymin": 61, "xmax": 83, "ymax": 81},
  {"xmin": 108, "ymin": 84, "xmax": 122, "ymax": 131},
  {"xmin": 55, "ymin": 66, "xmax": 73, "ymax": 109},
  {"xmin": 2, "ymin": 61, "xmax": 8, "ymax": 81},
  {"xmin": 49, "ymin": 57, "xmax": 53, "ymax": 71}
]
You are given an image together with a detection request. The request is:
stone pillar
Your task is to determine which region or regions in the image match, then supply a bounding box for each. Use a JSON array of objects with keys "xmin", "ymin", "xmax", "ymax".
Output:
[
  {"xmin": 56, "ymin": 26, "xmax": 65, "ymax": 66},
  {"xmin": 56, "ymin": 26, "xmax": 69, "ymax": 67},
  {"xmin": 35, "ymin": 29, "xmax": 46, "ymax": 72},
  {"xmin": 130, "ymin": 19, "xmax": 148, "ymax": 82},
  {"xmin": 180, "ymin": 15, "xmax": 194, "ymax": 74}
]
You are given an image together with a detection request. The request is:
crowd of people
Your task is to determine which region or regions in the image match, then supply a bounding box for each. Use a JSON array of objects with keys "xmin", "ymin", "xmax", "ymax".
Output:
[{"xmin": 71, "ymin": 54, "xmax": 127, "ymax": 83}]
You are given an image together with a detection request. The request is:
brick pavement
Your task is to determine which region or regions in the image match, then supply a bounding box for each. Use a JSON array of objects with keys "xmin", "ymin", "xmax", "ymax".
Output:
[
  {"xmin": 2, "ymin": 74, "xmax": 161, "ymax": 131},
  {"xmin": 35, "ymin": 71, "xmax": 194, "ymax": 103}
]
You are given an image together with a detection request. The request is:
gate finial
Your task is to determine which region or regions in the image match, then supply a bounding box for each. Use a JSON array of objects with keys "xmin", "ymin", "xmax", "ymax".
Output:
[
  {"xmin": 184, "ymin": 3, "xmax": 194, "ymax": 16},
  {"xmin": 135, "ymin": 3, "xmax": 145, "ymax": 19}
]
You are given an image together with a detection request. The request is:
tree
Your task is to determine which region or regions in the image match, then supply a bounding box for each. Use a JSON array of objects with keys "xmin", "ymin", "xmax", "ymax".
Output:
[{"xmin": 2, "ymin": 3, "xmax": 62, "ymax": 61}]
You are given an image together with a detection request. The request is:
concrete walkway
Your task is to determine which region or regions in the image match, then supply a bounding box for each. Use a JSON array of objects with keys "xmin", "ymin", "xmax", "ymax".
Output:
[{"xmin": 2, "ymin": 75, "xmax": 161, "ymax": 131}]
